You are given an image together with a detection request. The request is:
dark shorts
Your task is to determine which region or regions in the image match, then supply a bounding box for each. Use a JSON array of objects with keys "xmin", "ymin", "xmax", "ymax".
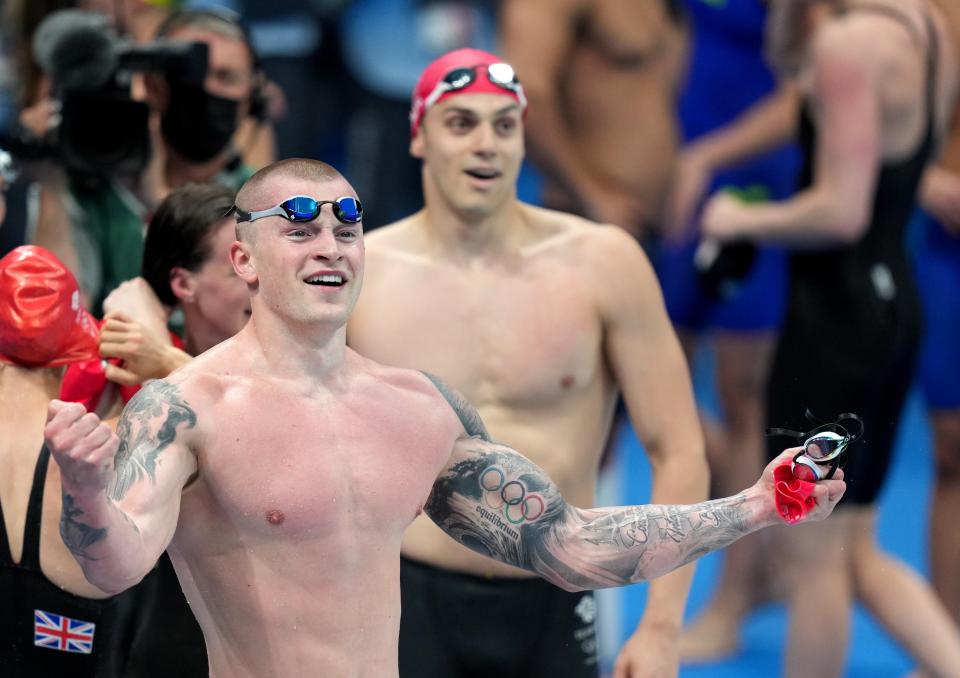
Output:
[
  {"xmin": 912, "ymin": 209, "xmax": 960, "ymax": 410},
  {"xmin": 399, "ymin": 556, "xmax": 599, "ymax": 678}
]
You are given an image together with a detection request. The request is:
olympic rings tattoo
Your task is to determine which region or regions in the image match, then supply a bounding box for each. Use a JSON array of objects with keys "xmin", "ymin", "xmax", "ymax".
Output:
[{"xmin": 478, "ymin": 465, "xmax": 546, "ymax": 523}]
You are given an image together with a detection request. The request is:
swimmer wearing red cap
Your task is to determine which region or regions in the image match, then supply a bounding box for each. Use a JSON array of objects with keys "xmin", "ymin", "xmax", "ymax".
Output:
[
  {"xmin": 44, "ymin": 155, "xmax": 843, "ymax": 678},
  {"xmin": 351, "ymin": 47, "xmax": 702, "ymax": 677},
  {"xmin": 0, "ymin": 246, "xmax": 152, "ymax": 676}
]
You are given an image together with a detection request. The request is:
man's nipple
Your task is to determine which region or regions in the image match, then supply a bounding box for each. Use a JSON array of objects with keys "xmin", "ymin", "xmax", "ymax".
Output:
[{"xmin": 265, "ymin": 509, "xmax": 286, "ymax": 525}]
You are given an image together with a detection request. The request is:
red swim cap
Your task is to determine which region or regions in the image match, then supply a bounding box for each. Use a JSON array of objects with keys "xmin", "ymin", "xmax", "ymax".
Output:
[
  {"xmin": 0, "ymin": 246, "xmax": 99, "ymax": 368},
  {"xmin": 410, "ymin": 48, "xmax": 527, "ymax": 136}
]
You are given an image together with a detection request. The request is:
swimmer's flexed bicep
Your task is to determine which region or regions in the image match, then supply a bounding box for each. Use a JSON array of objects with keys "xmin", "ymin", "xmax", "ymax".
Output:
[
  {"xmin": 425, "ymin": 436, "xmax": 569, "ymax": 574},
  {"xmin": 110, "ymin": 379, "xmax": 197, "ymax": 501},
  {"xmin": 46, "ymin": 378, "xmax": 198, "ymax": 594}
]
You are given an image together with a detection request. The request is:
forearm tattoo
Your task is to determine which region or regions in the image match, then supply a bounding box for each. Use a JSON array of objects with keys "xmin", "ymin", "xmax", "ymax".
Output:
[
  {"xmin": 60, "ymin": 492, "xmax": 107, "ymax": 560},
  {"xmin": 428, "ymin": 445, "xmax": 754, "ymax": 590},
  {"xmin": 109, "ymin": 380, "xmax": 196, "ymax": 501}
]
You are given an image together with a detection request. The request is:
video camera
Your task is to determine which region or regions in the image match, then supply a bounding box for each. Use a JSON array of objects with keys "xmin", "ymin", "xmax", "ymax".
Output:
[{"xmin": 9, "ymin": 10, "xmax": 209, "ymax": 179}]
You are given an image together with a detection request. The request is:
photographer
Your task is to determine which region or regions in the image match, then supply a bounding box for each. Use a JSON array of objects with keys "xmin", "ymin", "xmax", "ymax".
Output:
[{"xmin": 28, "ymin": 8, "xmax": 267, "ymax": 314}]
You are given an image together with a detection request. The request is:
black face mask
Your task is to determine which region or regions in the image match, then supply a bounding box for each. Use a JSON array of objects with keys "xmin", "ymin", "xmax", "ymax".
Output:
[{"xmin": 161, "ymin": 81, "xmax": 241, "ymax": 162}]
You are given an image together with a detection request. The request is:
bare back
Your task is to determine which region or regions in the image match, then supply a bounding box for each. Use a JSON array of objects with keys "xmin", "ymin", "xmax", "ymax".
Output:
[
  {"xmin": 801, "ymin": 0, "xmax": 958, "ymax": 163},
  {"xmin": 349, "ymin": 206, "xmax": 624, "ymax": 577},
  {"xmin": 162, "ymin": 334, "xmax": 462, "ymax": 678}
]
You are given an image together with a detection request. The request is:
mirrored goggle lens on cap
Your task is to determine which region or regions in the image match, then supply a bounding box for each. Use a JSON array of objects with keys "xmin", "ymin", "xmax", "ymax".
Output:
[
  {"xmin": 440, "ymin": 63, "xmax": 521, "ymax": 95},
  {"xmin": 487, "ymin": 62, "xmax": 519, "ymax": 88},
  {"xmin": 803, "ymin": 431, "xmax": 847, "ymax": 461}
]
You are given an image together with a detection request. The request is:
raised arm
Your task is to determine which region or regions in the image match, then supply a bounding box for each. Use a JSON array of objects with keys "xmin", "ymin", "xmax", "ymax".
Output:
[
  {"xmin": 44, "ymin": 379, "xmax": 199, "ymax": 594},
  {"xmin": 424, "ymin": 379, "xmax": 845, "ymax": 592}
]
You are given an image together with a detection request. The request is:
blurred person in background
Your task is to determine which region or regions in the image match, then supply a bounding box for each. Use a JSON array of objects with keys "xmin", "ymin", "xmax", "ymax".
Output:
[
  {"xmin": 17, "ymin": 6, "xmax": 269, "ymax": 313},
  {"xmin": 915, "ymin": 0, "xmax": 960, "ymax": 630},
  {"xmin": 657, "ymin": 0, "xmax": 800, "ymax": 661},
  {"xmin": 701, "ymin": 0, "xmax": 960, "ymax": 675},
  {"xmin": 500, "ymin": 0, "xmax": 688, "ymax": 241},
  {"xmin": 0, "ymin": 245, "xmax": 201, "ymax": 678}
]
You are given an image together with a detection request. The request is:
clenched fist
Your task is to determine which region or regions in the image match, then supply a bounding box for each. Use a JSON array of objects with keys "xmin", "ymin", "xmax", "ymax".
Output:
[{"xmin": 45, "ymin": 400, "xmax": 118, "ymax": 497}]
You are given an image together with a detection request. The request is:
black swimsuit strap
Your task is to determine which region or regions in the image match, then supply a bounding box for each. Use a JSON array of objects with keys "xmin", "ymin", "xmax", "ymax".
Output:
[
  {"xmin": 20, "ymin": 444, "xmax": 53, "ymax": 570},
  {"xmin": 0, "ymin": 486, "xmax": 11, "ymax": 567}
]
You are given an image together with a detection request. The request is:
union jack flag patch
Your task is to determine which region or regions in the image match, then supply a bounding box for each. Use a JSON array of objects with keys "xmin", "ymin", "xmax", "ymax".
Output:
[{"xmin": 33, "ymin": 609, "xmax": 95, "ymax": 654}]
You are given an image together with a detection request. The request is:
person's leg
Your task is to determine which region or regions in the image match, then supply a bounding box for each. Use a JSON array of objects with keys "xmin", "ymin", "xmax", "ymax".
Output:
[
  {"xmin": 780, "ymin": 512, "xmax": 855, "ymax": 678},
  {"xmin": 849, "ymin": 508, "xmax": 960, "ymax": 678},
  {"xmin": 929, "ymin": 409, "xmax": 960, "ymax": 623},
  {"xmin": 680, "ymin": 331, "xmax": 778, "ymax": 661}
]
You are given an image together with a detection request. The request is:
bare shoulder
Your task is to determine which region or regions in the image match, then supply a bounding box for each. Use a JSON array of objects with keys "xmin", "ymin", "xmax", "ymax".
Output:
[
  {"xmin": 813, "ymin": 8, "xmax": 920, "ymax": 72},
  {"xmin": 363, "ymin": 213, "xmax": 426, "ymax": 257},
  {"xmin": 350, "ymin": 351, "xmax": 487, "ymax": 441}
]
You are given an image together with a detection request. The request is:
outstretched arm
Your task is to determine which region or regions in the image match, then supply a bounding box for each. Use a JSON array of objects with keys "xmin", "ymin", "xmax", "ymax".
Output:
[
  {"xmin": 424, "ymin": 382, "xmax": 845, "ymax": 591},
  {"xmin": 45, "ymin": 379, "xmax": 198, "ymax": 594}
]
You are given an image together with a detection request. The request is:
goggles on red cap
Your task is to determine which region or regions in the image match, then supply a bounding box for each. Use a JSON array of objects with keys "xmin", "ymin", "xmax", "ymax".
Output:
[
  {"xmin": 410, "ymin": 49, "xmax": 528, "ymax": 136},
  {"xmin": 423, "ymin": 63, "xmax": 526, "ymax": 114},
  {"xmin": 0, "ymin": 246, "xmax": 99, "ymax": 368}
]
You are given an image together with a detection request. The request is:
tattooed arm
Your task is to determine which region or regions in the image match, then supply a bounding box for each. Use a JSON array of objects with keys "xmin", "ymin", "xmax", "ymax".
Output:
[
  {"xmin": 424, "ymin": 379, "xmax": 846, "ymax": 592},
  {"xmin": 45, "ymin": 379, "xmax": 198, "ymax": 594}
]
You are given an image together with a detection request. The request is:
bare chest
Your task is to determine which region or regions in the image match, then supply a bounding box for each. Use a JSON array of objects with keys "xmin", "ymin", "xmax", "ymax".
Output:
[
  {"xmin": 180, "ymin": 392, "xmax": 447, "ymax": 544},
  {"xmin": 353, "ymin": 261, "xmax": 604, "ymax": 407}
]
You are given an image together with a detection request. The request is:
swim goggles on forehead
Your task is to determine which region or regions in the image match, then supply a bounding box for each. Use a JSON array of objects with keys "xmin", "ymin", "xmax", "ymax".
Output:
[
  {"xmin": 767, "ymin": 411, "xmax": 864, "ymax": 480},
  {"xmin": 423, "ymin": 63, "xmax": 528, "ymax": 111},
  {"xmin": 233, "ymin": 196, "xmax": 363, "ymax": 224}
]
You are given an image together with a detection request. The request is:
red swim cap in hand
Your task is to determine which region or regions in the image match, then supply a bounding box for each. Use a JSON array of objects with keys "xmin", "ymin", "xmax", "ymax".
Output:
[
  {"xmin": 0, "ymin": 246, "xmax": 99, "ymax": 368},
  {"xmin": 773, "ymin": 462, "xmax": 817, "ymax": 524}
]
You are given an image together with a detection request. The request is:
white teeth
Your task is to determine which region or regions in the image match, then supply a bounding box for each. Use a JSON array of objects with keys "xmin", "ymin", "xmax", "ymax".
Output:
[{"xmin": 306, "ymin": 274, "xmax": 344, "ymax": 285}]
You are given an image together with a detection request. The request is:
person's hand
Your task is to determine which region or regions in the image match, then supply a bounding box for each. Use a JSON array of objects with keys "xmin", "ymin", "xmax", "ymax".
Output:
[
  {"xmin": 102, "ymin": 278, "xmax": 170, "ymax": 342},
  {"xmin": 45, "ymin": 400, "xmax": 117, "ymax": 497},
  {"xmin": 755, "ymin": 448, "xmax": 846, "ymax": 525},
  {"xmin": 920, "ymin": 166, "xmax": 960, "ymax": 234},
  {"xmin": 18, "ymin": 98, "xmax": 61, "ymax": 138},
  {"xmin": 701, "ymin": 192, "xmax": 751, "ymax": 243},
  {"xmin": 663, "ymin": 147, "xmax": 713, "ymax": 243},
  {"xmin": 613, "ymin": 622, "xmax": 679, "ymax": 678},
  {"xmin": 99, "ymin": 312, "xmax": 188, "ymax": 385}
]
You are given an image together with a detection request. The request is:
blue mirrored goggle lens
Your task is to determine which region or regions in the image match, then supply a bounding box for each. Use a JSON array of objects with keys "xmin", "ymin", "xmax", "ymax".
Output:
[
  {"xmin": 282, "ymin": 196, "xmax": 320, "ymax": 222},
  {"xmin": 335, "ymin": 197, "xmax": 362, "ymax": 223}
]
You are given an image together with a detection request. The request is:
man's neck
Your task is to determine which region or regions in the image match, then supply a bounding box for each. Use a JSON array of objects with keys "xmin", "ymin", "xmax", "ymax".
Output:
[
  {"xmin": 244, "ymin": 312, "xmax": 350, "ymax": 383},
  {"xmin": 418, "ymin": 192, "xmax": 529, "ymax": 260}
]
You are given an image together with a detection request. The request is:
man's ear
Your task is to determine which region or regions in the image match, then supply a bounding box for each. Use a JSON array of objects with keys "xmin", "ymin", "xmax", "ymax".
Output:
[
  {"xmin": 230, "ymin": 241, "xmax": 257, "ymax": 284},
  {"xmin": 169, "ymin": 267, "xmax": 196, "ymax": 304},
  {"xmin": 410, "ymin": 129, "xmax": 425, "ymax": 160}
]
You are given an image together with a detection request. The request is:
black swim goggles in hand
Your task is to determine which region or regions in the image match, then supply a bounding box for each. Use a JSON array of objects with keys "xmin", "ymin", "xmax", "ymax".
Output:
[
  {"xmin": 233, "ymin": 196, "xmax": 363, "ymax": 224},
  {"xmin": 423, "ymin": 63, "xmax": 528, "ymax": 110},
  {"xmin": 767, "ymin": 411, "xmax": 864, "ymax": 480}
]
